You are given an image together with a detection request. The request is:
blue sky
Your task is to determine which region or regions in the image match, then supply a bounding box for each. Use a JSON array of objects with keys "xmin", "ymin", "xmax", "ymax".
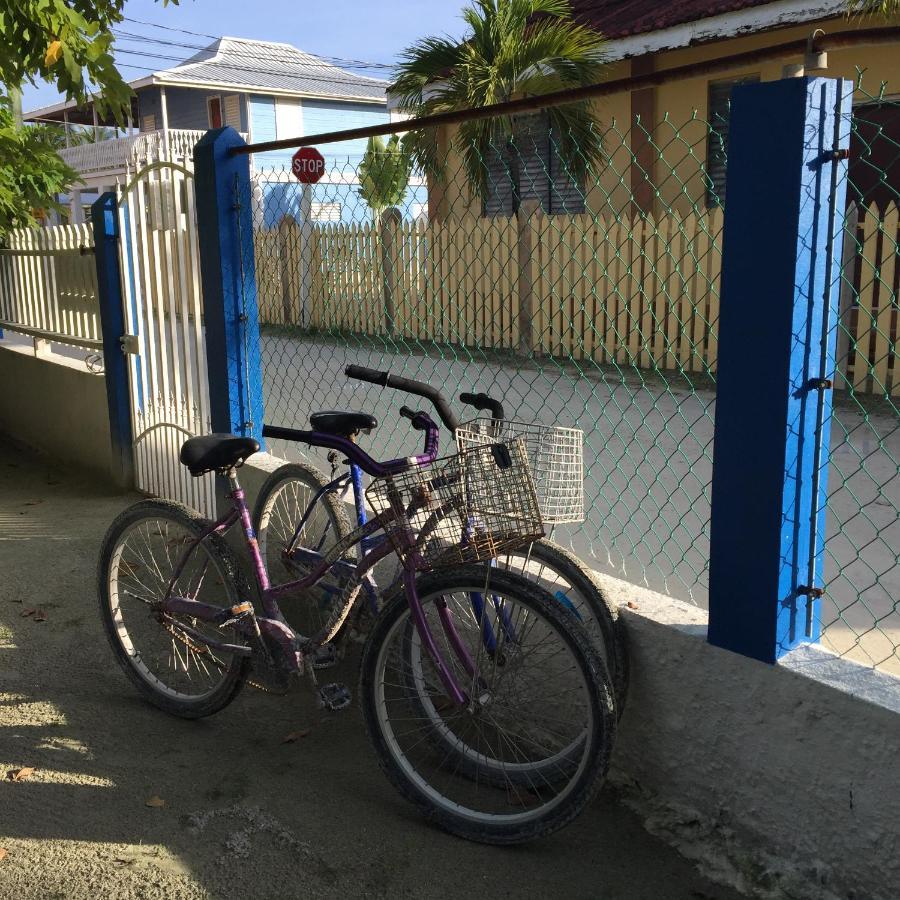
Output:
[{"xmin": 22, "ymin": 0, "xmax": 467, "ymax": 112}]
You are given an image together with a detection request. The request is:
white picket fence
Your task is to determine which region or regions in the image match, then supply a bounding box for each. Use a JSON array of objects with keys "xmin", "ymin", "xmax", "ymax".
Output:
[{"xmin": 0, "ymin": 223, "xmax": 101, "ymax": 350}]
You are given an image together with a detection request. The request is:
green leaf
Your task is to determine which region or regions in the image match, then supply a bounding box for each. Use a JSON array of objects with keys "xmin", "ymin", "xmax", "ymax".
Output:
[{"xmin": 389, "ymin": 0, "xmax": 607, "ymax": 202}]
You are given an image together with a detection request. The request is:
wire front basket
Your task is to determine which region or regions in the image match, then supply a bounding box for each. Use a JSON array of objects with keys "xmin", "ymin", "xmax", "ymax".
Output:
[
  {"xmin": 367, "ymin": 438, "xmax": 544, "ymax": 571},
  {"xmin": 456, "ymin": 420, "xmax": 585, "ymax": 524}
]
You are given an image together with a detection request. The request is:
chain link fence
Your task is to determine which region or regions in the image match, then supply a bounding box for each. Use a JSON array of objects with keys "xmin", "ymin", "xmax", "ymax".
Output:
[
  {"xmin": 823, "ymin": 75, "xmax": 900, "ymax": 674},
  {"xmin": 236, "ymin": 71, "xmax": 898, "ymax": 674}
]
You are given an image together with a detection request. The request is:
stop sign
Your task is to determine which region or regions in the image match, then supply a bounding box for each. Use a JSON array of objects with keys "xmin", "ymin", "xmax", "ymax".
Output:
[{"xmin": 291, "ymin": 147, "xmax": 325, "ymax": 183}]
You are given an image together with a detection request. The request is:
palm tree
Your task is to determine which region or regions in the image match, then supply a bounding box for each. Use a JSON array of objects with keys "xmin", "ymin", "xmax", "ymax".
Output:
[
  {"xmin": 847, "ymin": 0, "xmax": 900, "ymax": 12},
  {"xmin": 358, "ymin": 134, "xmax": 412, "ymax": 217},
  {"xmin": 41, "ymin": 123, "xmax": 117, "ymax": 149},
  {"xmin": 389, "ymin": 0, "xmax": 606, "ymax": 203}
]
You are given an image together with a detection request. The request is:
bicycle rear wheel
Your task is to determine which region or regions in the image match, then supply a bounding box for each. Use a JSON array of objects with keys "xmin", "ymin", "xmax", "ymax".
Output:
[
  {"xmin": 360, "ymin": 566, "xmax": 615, "ymax": 844},
  {"xmin": 98, "ymin": 499, "xmax": 250, "ymax": 718}
]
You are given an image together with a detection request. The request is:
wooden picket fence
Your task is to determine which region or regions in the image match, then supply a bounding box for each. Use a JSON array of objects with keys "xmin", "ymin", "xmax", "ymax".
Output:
[
  {"xmin": 0, "ymin": 223, "xmax": 100, "ymax": 350},
  {"xmin": 258, "ymin": 208, "xmax": 724, "ymax": 372},
  {"xmin": 255, "ymin": 202, "xmax": 898, "ymax": 390},
  {"xmin": 839, "ymin": 201, "xmax": 900, "ymax": 395}
]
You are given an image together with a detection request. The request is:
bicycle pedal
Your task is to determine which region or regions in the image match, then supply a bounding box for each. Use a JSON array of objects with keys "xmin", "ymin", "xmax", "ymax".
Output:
[
  {"xmin": 219, "ymin": 601, "xmax": 255, "ymax": 629},
  {"xmin": 317, "ymin": 682, "xmax": 351, "ymax": 711},
  {"xmin": 310, "ymin": 644, "xmax": 338, "ymax": 669}
]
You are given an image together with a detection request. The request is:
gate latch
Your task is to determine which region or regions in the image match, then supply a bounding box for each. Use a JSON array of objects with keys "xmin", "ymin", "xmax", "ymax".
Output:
[{"xmin": 120, "ymin": 334, "xmax": 140, "ymax": 355}]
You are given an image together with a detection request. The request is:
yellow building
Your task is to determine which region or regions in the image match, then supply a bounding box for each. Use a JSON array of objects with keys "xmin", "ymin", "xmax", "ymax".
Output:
[
  {"xmin": 276, "ymin": 1, "xmax": 898, "ymax": 396},
  {"xmin": 428, "ymin": 0, "xmax": 900, "ymax": 221}
]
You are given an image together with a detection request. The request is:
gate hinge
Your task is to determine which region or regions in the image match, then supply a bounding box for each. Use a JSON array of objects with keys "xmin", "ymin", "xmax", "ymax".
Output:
[
  {"xmin": 807, "ymin": 377, "xmax": 833, "ymax": 391},
  {"xmin": 120, "ymin": 334, "xmax": 140, "ymax": 355},
  {"xmin": 809, "ymin": 148, "xmax": 849, "ymax": 169},
  {"xmin": 797, "ymin": 584, "xmax": 824, "ymax": 598}
]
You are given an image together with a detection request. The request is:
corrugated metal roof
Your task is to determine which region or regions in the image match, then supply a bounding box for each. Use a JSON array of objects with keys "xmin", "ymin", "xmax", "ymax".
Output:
[
  {"xmin": 151, "ymin": 36, "xmax": 389, "ymax": 102},
  {"xmin": 569, "ymin": 0, "xmax": 833, "ymax": 40}
]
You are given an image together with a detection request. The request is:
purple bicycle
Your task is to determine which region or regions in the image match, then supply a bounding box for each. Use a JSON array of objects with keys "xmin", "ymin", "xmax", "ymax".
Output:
[{"xmin": 97, "ymin": 410, "xmax": 616, "ymax": 844}]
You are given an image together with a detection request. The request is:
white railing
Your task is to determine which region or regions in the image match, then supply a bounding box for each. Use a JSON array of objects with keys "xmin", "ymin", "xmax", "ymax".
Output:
[
  {"xmin": 58, "ymin": 129, "xmax": 248, "ymax": 176},
  {"xmin": 0, "ymin": 223, "xmax": 101, "ymax": 350}
]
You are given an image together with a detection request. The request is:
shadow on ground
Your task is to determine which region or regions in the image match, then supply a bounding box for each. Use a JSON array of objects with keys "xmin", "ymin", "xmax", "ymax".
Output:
[{"xmin": 0, "ymin": 437, "xmax": 742, "ymax": 899}]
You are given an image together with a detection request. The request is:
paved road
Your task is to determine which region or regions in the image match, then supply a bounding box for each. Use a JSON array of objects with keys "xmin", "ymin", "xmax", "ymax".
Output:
[
  {"xmin": 0, "ymin": 437, "xmax": 744, "ymax": 900},
  {"xmin": 260, "ymin": 333, "xmax": 900, "ymax": 674}
]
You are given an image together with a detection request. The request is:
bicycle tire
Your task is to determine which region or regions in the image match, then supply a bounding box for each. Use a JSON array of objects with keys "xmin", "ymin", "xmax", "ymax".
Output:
[
  {"xmin": 495, "ymin": 539, "xmax": 629, "ymax": 715},
  {"xmin": 252, "ymin": 462, "xmax": 352, "ymax": 639},
  {"xmin": 359, "ymin": 565, "xmax": 616, "ymax": 845},
  {"xmin": 97, "ymin": 499, "xmax": 250, "ymax": 719},
  {"xmin": 402, "ymin": 532, "xmax": 629, "ymax": 717}
]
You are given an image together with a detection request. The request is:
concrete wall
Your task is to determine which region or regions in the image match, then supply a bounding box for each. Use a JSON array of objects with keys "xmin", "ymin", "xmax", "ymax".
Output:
[
  {"xmin": 235, "ymin": 451, "xmax": 900, "ymax": 900},
  {"xmin": 608, "ymin": 583, "xmax": 900, "ymax": 900},
  {"xmin": 0, "ymin": 345, "xmax": 115, "ymax": 481}
]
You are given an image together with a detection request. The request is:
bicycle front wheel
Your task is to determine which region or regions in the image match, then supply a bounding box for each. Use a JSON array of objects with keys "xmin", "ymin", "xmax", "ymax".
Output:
[
  {"xmin": 494, "ymin": 539, "xmax": 629, "ymax": 715},
  {"xmin": 359, "ymin": 566, "xmax": 615, "ymax": 845}
]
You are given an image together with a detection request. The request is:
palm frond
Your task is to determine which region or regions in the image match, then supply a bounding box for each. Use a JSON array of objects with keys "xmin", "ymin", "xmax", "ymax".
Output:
[
  {"xmin": 391, "ymin": 0, "xmax": 609, "ymax": 199},
  {"xmin": 547, "ymin": 103, "xmax": 604, "ymax": 183},
  {"xmin": 846, "ymin": 0, "xmax": 900, "ymax": 15}
]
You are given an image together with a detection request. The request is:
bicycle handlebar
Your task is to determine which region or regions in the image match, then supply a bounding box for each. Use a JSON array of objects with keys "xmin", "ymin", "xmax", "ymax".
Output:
[
  {"xmin": 458, "ymin": 392, "xmax": 505, "ymax": 422},
  {"xmin": 345, "ymin": 365, "xmax": 459, "ymax": 432}
]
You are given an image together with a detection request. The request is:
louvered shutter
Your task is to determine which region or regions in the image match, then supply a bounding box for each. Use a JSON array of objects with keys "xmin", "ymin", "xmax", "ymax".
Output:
[
  {"xmin": 549, "ymin": 126, "xmax": 586, "ymax": 214},
  {"xmin": 223, "ymin": 94, "xmax": 241, "ymax": 128},
  {"xmin": 514, "ymin": 114, "xmax": 550, "ymax": 208},
  {"xmin": 706, "ymin": 76, "xmax": 759, "ymax": 207},
  {"xmin": 481, "ymin": 112, "xmax": 586, "ymax": 216},
  {"xmin": 482, "ymin": 143, "xmax": 516, "ymax": 217}
]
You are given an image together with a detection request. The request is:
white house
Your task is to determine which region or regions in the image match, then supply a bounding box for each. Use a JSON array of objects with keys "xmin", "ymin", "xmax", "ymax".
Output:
[{"xmin": 25, "ymin": 36, "xmax": 424, "ymax": 225}]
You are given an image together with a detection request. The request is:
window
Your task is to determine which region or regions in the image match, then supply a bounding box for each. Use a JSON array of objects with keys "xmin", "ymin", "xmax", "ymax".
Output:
[
  {"xmin": 223, "ymin": 94, "xmax": 241, "ymax": 128},
  {"xmin": 207, "ymin": 96, "xmax": 223, "ymax": 129},
  {"xmin": 311, "ymin": 202, "xmax": 342, "ymax": 223},
  {"xmin": 141, "ymin": 114, "xmax": 156, "ymax": 132},
  {"xmin": 706, "ymin": 75, "xmax": 759, "ymax": 207},
  {"xmin": 482, "ymin": 113, "xmax": 585, "ymax": 217}
]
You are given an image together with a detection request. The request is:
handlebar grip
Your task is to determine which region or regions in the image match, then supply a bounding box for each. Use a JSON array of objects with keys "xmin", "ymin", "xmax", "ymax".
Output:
[
  {"xmin": 345, "ymin": 365, "xmax": 458, "ymax": 432},
  {"xmin": 399, "ymin": 405, "xmax": 425, "ymax": 430},
  {"xmin": 459, "ymin": 391, "xmax": 505, "ymax": 422},
  {"xmin": 345, "ymin": 364, "xmax": 388, "ymax": 386},
  {"xmin": 263, "ymin": 424, "xmax": 306, "ymax": 441}
]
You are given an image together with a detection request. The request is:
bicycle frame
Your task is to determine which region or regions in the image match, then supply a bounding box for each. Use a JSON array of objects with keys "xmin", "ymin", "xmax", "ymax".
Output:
[
  {"xmin": 159, "ymin": 429, "xmax": 476, "ymax": 707},
  {"xmin": 283, "ymin": 455, "xmax": 516, "ymax": 661}
]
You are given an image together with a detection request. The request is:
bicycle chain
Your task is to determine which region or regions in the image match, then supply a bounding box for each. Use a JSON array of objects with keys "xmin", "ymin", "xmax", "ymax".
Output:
[{"xmin": 161, "ymin": 618, "xmax": 273, "ymax": 694}]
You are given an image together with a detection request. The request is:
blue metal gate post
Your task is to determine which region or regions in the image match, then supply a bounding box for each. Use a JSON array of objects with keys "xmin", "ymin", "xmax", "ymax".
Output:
[
  {"xmin": 193, "ymin": 127, "xmax": 265, "ymax": 444},
  {"xmin": 92, "ymin": 192, "xmax": 134, "ymax": 490},
  {"xmin": 708, "ymin": 77, "xmax": 851, "ymax": 663}
]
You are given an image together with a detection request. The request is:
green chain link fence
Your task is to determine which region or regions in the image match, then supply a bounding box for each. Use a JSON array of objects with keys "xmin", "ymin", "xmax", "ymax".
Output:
[
  {"xmin": 237, "ymin": 71, "xmax": 898, "ymax": 674},
  {"xmin": 823, "ymin": 74, "xmax": 900, "ymax": 675}
]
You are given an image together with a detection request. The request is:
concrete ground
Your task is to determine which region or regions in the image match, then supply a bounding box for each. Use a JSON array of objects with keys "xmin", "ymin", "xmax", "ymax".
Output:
[{"xmin": 0, "ymin": 437, "xmax": 743, "ymax": 900}]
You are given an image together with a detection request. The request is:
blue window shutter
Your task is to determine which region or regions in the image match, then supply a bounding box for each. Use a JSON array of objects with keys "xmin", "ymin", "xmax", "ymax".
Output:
[
  {"xmin": 249, "ymin": 95, "xmax": 277, "ymax": 143},
  {"xmin": 301, "ymin": 100, "xmax": 388, "ymax": 169}
]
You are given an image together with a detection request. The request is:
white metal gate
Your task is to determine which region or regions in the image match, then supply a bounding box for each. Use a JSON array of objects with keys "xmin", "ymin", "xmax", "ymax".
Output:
[{"xmin": 117, "ymin": 161, "xmax": 215, "ymax": 516}]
